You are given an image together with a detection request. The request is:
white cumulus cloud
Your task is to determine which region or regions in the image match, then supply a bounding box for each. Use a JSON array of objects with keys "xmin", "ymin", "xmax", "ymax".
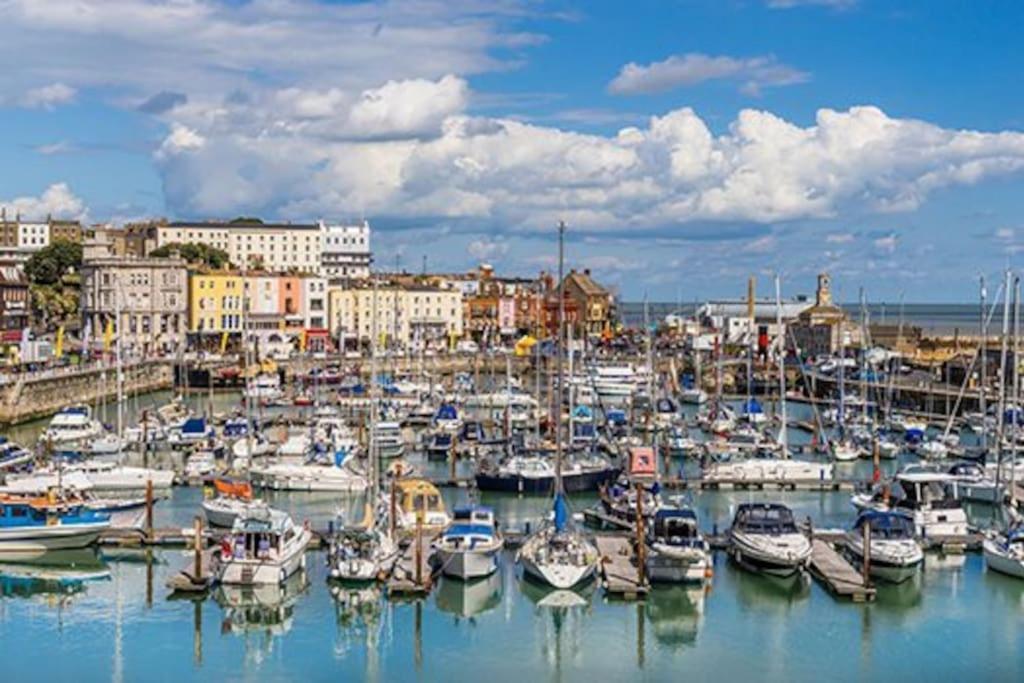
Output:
[
  {"xmin": 19, "ymin": 82, "xmax": 76, "ymax": 109},
  {"xmin": 0, "ymin": 183, "xmax": 87, "ymax": 220}
]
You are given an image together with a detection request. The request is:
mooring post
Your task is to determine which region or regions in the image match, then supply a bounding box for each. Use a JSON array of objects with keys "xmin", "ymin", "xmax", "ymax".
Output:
[{"xmin": 145, "ymin": 479, "xmax": 154, "ymax": 544}]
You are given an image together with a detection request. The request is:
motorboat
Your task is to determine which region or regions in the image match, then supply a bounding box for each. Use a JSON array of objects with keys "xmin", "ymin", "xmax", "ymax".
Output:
[
  {"xmin": 393, "ymin": 479, "xmax": 450, "ymax": 532},
  {"xmin": 0, "ymin": 439, "xmax": 33, "ymax": 471},
  {"xmin": 432, "ymin": 403, "xmax": 461, "ymax": 433},
  {"xmin": 432, "ymin": 505, "xmax": 503, "ymax": 580},
  {"xmin": 645, "ymin": 507, "xmax": 710, "ymax": 583},
  {"xmin": 250, "ymin": 456, "xmax": 368, "ymax": 493},
  {"xmin": 373, "ymin": 422, "xmax": 406, "ymax": 460},
  {"xmin": 184, "ymin": 449, "xmax": 218, "ymax": 480},
  {"xmin": 167, "ymin": 416, "xmax": 215, "ymax": 446},
  {"xmin": 517, "ymin": 493, "xmax": 598, "ymax": 590},
  {"xmin": 852, "ymin": 470, "xmax": 970, "ymax": 541},
  {"xmin": 843, "ymin": 510, "xmax": 923, "ymax": 583},
  {"xmin": 945, "ymin": 461, "xmax": 1003, "ymax": 504},
  {"xmin": 703, "ymin": 451, "xmax": 833, "ymax": 484},
  {"xmin": 727, "ymin": 503, "xmax": 810, "ymax": 577},
  {"xmin": 0, "ymin": 493, "xmax": 110, "ymax": 551},
  {"xmin": 983, "ymin": 526, "xmax": 1024, "ymax": 579},
  {"xmin": 215, "ymin": 505, "xmax": 311, "ymax": 585},
  {"xmin": 475, "ymin": 450, "xmax": 620, "ymax": 494},
  {"xmin": 201, "ymin": 479, "xmax": 263, "ymax": 528},
  {"xmin": 679, "ymin": 387, "xmax": 708, "ymax": 405},
  {"xmin": 244, "ymin": 373, "xmax": 284, "ymax": 402},
  {"xmin": 42, "ymin": 406, "xmax": 103, "ymax": 445},
  {"xmin": 919, "ymin": 440, "xmax": 949, "ymax": 460},
  {"xmin": 830, "ymin": 438, "xmax": 863, "ymax": 463},
  {"xmin": 5, "ymin": 461, "xmax": 173, "ymax": 497}
]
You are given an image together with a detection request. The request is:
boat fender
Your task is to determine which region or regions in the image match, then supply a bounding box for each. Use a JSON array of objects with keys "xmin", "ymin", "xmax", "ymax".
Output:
[{"xmin": 280, "ymin": 567, "xmax": 287, "ymax": 583}]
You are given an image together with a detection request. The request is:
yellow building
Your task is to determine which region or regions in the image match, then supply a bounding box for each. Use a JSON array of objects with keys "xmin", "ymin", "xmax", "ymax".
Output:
[
  {"xmin": 328, "ymin": 282, "xmax": 463, "ymax": 350},
  {"xmin": 188, "ymin": 271, "xmax": 244, "ymax": 334}
]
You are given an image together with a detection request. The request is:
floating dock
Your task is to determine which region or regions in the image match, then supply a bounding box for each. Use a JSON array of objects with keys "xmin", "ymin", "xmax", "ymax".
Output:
[
  {"xmin": 387, "ymin": 535, "xmax": 435, "ymax": 597},
  {"xmin": 807, "ymin": 539, "xmax": 875, "ymax": 602},
  {"xmin": 594, "ymin": 535, "xmax": 648, "ymax": 600}
]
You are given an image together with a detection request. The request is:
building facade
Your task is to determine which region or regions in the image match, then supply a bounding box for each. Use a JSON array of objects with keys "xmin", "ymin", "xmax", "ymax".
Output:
[
  {"xmin": 320, "ymin": 220, "xmax": 371, "ymax": 280},
  {"xmin": 328, "ymin": 282, "xmax": 462, "ymax": 350},
  {"xmin": 560, "ymin": 269, "xmax": 613, "ymax": 338},
  {"xmin": 790, "ymin": 273, "xmax": 859, "ymax": 358},
  {"xmin": 80, "ymin": 255, "xmax": 188, "ymax": 354},
  {"xmin": 0, "ymin": 266, "xmax": 29, "ymax": 332}
]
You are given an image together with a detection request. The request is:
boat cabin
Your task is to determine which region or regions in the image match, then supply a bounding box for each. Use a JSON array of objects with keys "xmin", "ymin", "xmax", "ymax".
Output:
[
  {"xmin": 894, "ymin": 472, "xmax": 962, "ymax": 510},
  {"xmin": 732, "ymin": 503, "xmax": 799, "ymax": 535},
  {"xmin": 853, "ymin": 510, "xmax": 916, "ymax": 540},
  {"xmin": 650, "ymin": 509, "xmax": 701, "ymax": 544},
  {"xmin": 226, "ymin": 508, "xmax": 299, "ymax": 561},
  {"xmin": 395, "ymin": 479, "xmax": 450, "ymax": 528}
]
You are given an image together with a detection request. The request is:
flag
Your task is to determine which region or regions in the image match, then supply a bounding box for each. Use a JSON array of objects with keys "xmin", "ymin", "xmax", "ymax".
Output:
[
  {"xmin": 103, "ymin": 318, "xmax": 114, "ymax": 352},
  {"xmin": 299, "ymin": 328, "xmax": 307, "ymax": 353},
  {"xmin": 54, "ymin": 326, "xmax": 64, "ymax": 359},
  {"xmin": 219, "ymin": 331, "xmax": 229, "ymax": 354}
]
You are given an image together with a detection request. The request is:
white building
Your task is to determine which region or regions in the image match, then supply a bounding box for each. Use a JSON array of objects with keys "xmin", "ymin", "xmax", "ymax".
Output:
[
  {"xmin": 329, "ymin": 283, "xmax": 462, "ymax": 350},
  {"xmin": 18, "ymin": 222, "xmax": 50, "ymax": 250},
  {"xmin": 320, "ymin": 220, "xmax": 370, "ymax": 280},
  {"xmin": 156, "ymin": 218, "xmax": 373, "ymax": 278}
]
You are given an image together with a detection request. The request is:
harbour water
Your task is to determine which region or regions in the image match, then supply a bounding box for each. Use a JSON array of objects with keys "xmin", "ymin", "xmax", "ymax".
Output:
[{"xmin": 1, "ymin": 393, "xmax": 1022, "ymax": 680}]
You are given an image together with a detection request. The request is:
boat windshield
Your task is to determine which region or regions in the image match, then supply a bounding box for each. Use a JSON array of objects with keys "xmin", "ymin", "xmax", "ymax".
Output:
[{"xmin": 735, "ymin": 506, "xmax": 798, "ymax": 534}]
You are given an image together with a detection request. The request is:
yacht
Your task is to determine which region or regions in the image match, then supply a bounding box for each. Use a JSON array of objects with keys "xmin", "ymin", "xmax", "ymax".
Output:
[
  {"xmin": 432, "ymin": 505, "xmax": 504, "ymax": 580},
  {"xmin": 42, "ymin": 406, "xmax": 103, "ymax": 445},
  {"xmin": 250, "ymin": 456, "xmax": 368, "ymax": 493},
  {"xmin": 983, "ymin": 526, "xmax": 1024, "ymax": 579},
  {"xmin": 843, "ymin": 510, "xmax": 923, "ymax": 583},
  {"xmin": 475, "ymin": 450, "xmax": 620, "ymax": 494},
  {"xmin": 215, "ymin": 506, "xmax": 311, "ymax": 585},
  {"xmin": 0, "ymin": 493, "xmax": 110, "ymax": 551},
  {"xmin": 852, "ymin": 471, "xmax": 970, "ymax": 541},
  {"xmin": 5, "ymin": 461, "xmax": 174, "ymax": 497},
  {"xmin": 373, "ymin": 422, "xmax": 406, "ymax": 460},
  {"xmin": 703, "ymin": 451, "xmax": 834, "ymax": 484},
  {"xmin": 727, "ymin": 503, "xmax": 811, "ymax": 577},
  {"xmin": 517, "ymin": 493, "xmax": 598, "ymax": 589},
  {"xmin": 645, "ymin": 507, "xmax": 710, "ymax": 583}
]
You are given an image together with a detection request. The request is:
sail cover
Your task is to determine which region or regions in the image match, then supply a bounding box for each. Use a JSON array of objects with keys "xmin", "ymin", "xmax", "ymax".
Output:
[{"xmin": 554, "ymin": 492, "xmax": 569, "ymax": 532}]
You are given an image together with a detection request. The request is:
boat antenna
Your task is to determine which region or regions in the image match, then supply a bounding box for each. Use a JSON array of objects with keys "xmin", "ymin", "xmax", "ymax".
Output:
[{"xmin": 556, "ymin": 221, "xmax": 566, "ymax": 494}]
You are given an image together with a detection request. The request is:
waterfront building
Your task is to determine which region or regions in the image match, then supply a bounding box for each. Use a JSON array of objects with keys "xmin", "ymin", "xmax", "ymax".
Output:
[
  {"xmin": 80, "ymin": 254, "xmax": 188, "ymax": 354},
  {"xmin": 790, "ymin": 273, "xmax": 859, "ymax": 358},
  {"xmin": 0, "ymin": 211, "xmax": 84, "ymax": 273},
  {"xmin": 320, "ymin": 220, "xmax": 370, "ymax": 280},
  {"xmin": 560, "ymin": 268, "xmax": 614, "ymax": 339},
  {"xmin": 328, "ymin": 281, "xmax": 462, "ymax": 351},
  {"xmin": 0, "ymin": 266, "xmax": 29, "ymax": 332},
  {"xmin": 156, "ymin": 217, "xmax": 372, "ymax": 277}
]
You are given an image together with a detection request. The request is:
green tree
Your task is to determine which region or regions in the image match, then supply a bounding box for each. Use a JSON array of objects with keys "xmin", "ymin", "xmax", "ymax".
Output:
[
  {"xmin": 151, "ymin": 241, "xmax": 231, "ymax": 269},
  {"xmin": 24, "ymin": 239, "xmax": 83, "ymax": 285}
]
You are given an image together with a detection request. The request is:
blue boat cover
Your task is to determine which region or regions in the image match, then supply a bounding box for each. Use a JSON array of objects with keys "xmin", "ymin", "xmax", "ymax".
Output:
[
  {"xmin": 742, "ymin": 398, "xmax": 763, "ymax": 414},
  {"xmin": 443, "ymin": 524, "xmax": 494, "ymax": 538},
  {"xmin": 181, "ymin": 417, "xmax": 207, "ymax": 434},
  {"xmin": 572, "ymin": 405, "xmax": 593, "ymax": 419},
  {"xmin": 435, "ymin": 404, "xmax": 458, "ymax": 420},
  {"xmin": 554, "ymin": 492, "xmax": 569, "ymax": 532}
]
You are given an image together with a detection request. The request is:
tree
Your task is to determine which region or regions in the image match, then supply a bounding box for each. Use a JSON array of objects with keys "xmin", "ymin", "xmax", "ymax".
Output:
[
  {"xmin": 24, "ymin": 239, "xmax": 83, "ymax": 285},
  {"xmin": 151, "ymin": 241, "xmax": 231, "ymax": 269}
]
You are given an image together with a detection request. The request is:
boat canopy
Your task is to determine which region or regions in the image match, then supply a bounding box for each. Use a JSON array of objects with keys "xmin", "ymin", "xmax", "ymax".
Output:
[
  {"xmin": 435, "ymin": 404, "xmax": 458, "ymax": 421},
  {"xmin": 854, "ymin": 510, "xmax": 915, "ymax": 538},
  {"xmin": 214, "ymin": 479, "xmax": 253, "ymax": 500},
  {"xmin": 573, "ymin": 405, "xmax": 593, "ymax": 420},
  {"xmin": 741, "ymin": 398, "xmax": 763, "ymax": 415},
  {"xmin": 232, "ymin": 507, "xmax": 291, "ymax": 534},
  {"xmin": 655, "ymin": 397, "xmax": 678, "ymax": 414},
  {"xmin": 606, "ymin": 409, "xmax": 627, "ymax": 426},
  {"xmin": 652, "ymin": 508, "xmax": 699, "ymax": 538},
  {"xmin": 181, "ymin": 417, "xmax": 208, "ymax": 434},
  {"xmin": 733, "ymin": 503, "xmax": 798, "ymax": 534}
]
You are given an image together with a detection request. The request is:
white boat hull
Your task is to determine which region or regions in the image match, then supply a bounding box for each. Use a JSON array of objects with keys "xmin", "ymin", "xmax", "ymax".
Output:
[
  {"xmin": 0, "ymin": 521, "xmax": 109, "ymax": 552},
  {"xmin": 520, "ymin": 554, "xmax": 596, "ymax": 590},
  {"xmin": 217, "ymin": 530, "xmax": 311, "ymax": 585},
  {"xmin": 983, "ymin": 539, "xmax": 1024, "ymax": 579},
  {"xmin": 434, "ymin": 544, "xmax": 502, "ymax": 579}
]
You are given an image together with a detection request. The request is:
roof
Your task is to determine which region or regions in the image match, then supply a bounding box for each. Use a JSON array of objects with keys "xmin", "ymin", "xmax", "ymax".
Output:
[
  {"xmin": 167, "ymin": 219, "xmax": 318, "ymax": 231},
  {"xmin": 563, "ymin": 270, "xmax": 608, "ymax": 297}
]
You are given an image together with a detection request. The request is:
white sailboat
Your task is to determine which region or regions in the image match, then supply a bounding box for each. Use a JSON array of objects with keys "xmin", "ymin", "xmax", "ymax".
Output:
[{"xmin": 516, "ymin": 221, "xmax": 599, "ymax": 591}]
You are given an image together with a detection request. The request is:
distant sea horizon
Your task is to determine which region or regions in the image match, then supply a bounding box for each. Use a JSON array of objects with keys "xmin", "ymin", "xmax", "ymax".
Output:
[{"xmin": 619, "ymin": 301, "xmax": 985, "ymax": 335}]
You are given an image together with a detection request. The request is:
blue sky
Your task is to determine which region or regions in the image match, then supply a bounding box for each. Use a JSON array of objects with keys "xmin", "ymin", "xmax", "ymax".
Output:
[{"xmin": 1, "ymin": 0, "xmax": 1023, "ymax": 302}]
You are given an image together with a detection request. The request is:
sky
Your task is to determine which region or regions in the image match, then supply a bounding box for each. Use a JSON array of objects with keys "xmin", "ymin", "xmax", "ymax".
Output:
[{"xmin": 1, "ymin": 0, "xmax": 1023, "ymax": 303}]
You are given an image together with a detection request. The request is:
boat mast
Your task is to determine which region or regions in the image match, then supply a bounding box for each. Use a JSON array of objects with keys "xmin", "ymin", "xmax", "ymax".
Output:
[
  {"xmin": 775, "ymin": 274, "xmax": 788, "ymax": 455},
  {"xmin": 997, "ymin": 270, "xmax": 1012, "ymax": 473},
  {"xmin": 114, "ymin": 273, "xmax": 124, "ymax": 445},
  {"xmin": 370, "ymin": 267, "xmax": 379, "ymax": 510},
  {"xmin": 980, "ymin": 276, "xmax": 988, "ymax": 452},
  {"xmin": 242, "ymin": 264, "xmax": 253, "ymax": 472},
  {"xmin": 555, "ymin": 221, "xmax": 566, "ymax": 493},
  {"xmin": 1007, "ymin": 275, "xmax": 1020, "ymax": 500}
]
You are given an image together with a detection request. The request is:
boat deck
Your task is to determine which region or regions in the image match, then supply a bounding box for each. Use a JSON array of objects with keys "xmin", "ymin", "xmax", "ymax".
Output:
[
  {"xmin": 594, "ymin": 534, "xmax": 648, "ymax": 599},
  {"xmin": 807, "ymin": 539, "xmax": 876, "ymax": 602}
]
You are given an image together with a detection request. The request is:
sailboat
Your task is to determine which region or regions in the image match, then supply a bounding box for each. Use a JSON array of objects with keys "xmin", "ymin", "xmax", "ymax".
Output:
[
  {"xmin": 516, "ymin": 221, "xmax": 599, "ymax": 591},
  {"xmin": 327, "ymin": 270, "xmax": 399, "ymax": 583}
]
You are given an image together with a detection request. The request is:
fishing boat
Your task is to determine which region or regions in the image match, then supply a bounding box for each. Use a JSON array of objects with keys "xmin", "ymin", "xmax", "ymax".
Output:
[
  {"xmin": 727, "ymin": 503, "xmax": 810, "ymax": 577},
  {"xmin": 645, "ymin": 507, "xmax": 710, "ymax": 583},
  {"xmin": 42, "ymin": 405, "xmax": 104, "ymax": 445},
  {"xmin": 215, "ymin": 506, "xmax": 310, "ymax": 585},
  {"xmin": 394, "ymin": 479, "xmax": 450, "ymax": 531},
  {"xmin": 983, "ymin": 526, "xmax": 1024, "ymax": 579},
  {"xmin": 842, "ymin": 510, "xmax": 923, "ymax": 583},
  {"xmin": 432, "ymin": 505, "xmax": 503, "ymax": 580},
  {"xmin": 373, "ymin": 421, "xmax": 405, "ymax": 460},
  {"xmin": 0, "ymin": 493, "xmax": 110, "ymax": 551}
]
